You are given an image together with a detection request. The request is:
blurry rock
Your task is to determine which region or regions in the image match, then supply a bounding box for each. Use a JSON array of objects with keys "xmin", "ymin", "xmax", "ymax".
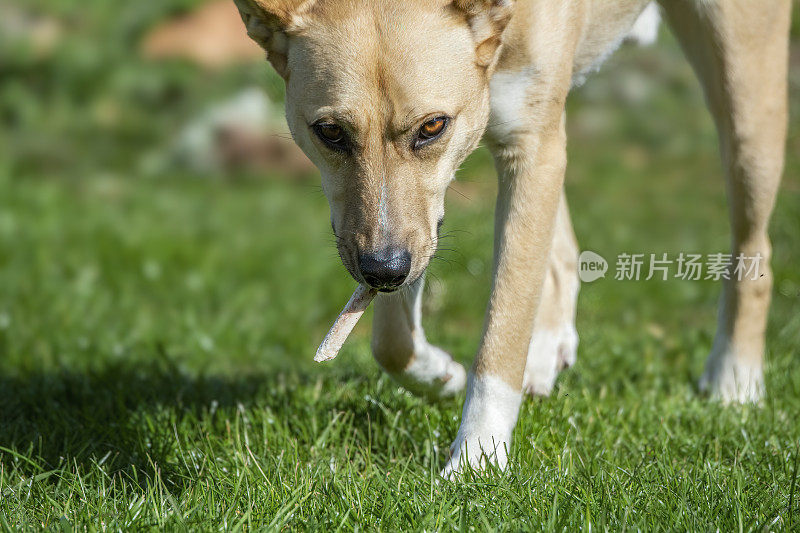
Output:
[
  {"xmin": 141, "ymin": 0, "xmax": 264, "ymax": 69},
  {"xmin": 0, "ymin": 3, "xmax": 62, "ymax": 57},
  {"xmin": 216, "ymin": 125, "xmax": 314, "ymax": 175},
  {"xmin": 170, "ymin": 87, "xmax": 315, "ymax": 177},
  {"xmin": 139, "ymin": 1, "xmax": 314, "ymax": 177}
]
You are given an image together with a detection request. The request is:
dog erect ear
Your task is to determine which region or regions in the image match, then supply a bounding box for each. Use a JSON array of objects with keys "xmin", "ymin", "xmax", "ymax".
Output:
[
  {"xmin": 451, "ymin": 0, "xmax": 514, "ymax": 68},
  {"xmin": 233, "ymin": 0, "xmax": 315, "ymax": 78}
]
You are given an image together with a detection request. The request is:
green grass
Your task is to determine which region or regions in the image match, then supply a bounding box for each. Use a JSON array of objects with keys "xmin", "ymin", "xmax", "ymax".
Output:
[{"xmin": 1, "ymin": 2, "xmax": 800, "ymax": 530}]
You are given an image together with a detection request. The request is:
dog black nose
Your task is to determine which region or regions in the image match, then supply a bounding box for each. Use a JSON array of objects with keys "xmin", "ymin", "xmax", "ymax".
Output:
[{"xmin": 358, "ymin": 248, "xmax": 411, "ymax": 289}]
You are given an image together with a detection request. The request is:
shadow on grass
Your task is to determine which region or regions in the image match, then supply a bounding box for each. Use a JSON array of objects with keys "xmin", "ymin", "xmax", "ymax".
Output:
[
  {"xmin": 0, "ymin": 362, "xmax": 255, "ymax": 492},
  {"xmin": 0, "ymin": 354, "xmax": 390, "ymax": 493}
]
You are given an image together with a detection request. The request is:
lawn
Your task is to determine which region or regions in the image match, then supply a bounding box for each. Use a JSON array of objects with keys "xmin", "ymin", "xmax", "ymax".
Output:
[{"xmin": 1, "ymin": 1, "xmax": 799, "ymax": 530}]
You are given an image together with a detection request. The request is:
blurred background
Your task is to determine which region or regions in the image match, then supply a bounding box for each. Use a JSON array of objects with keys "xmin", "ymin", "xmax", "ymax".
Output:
[{"xmin": 0, "ymin": 0, "xmax": 798, "ymax": 474}]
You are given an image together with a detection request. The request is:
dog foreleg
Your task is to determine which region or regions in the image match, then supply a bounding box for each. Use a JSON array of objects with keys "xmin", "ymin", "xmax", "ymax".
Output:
[
  {"xmin": 371, "ymin": 274, "xmax": 467, "ymax": 399},
  {"xmin": 442, "ymin": 106, "xmax": 570, "ymax": 476}
]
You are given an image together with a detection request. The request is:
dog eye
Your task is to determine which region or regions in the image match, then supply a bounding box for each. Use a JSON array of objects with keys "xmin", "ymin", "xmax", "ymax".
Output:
[
  {"xmin": 312, "ymin": 122, "xmax": 347, "ymax": 149},
  {"xmin": 414, "ymin": 116, "xmax": 449, "ymax": 149}
]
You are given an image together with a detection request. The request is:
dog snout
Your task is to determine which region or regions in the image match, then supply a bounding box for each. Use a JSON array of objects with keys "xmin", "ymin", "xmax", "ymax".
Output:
[{"xmin": 358, "ymin": 247, "xmax": 411, "ymax": 290}]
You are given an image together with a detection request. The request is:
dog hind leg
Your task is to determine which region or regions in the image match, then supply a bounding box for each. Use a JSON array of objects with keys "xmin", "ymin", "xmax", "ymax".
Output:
[
  {"xmin": 660, "ymin": 0, "xmax": 791, "ymax": 402},
  {"xmin": 523, "ymin": 193, "xmax": 580, "ymax": 396}
]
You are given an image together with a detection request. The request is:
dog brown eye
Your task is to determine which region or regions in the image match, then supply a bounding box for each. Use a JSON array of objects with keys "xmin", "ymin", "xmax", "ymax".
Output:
[
  {"xmin": 420, "ymin": 117, "xmax": 446, "ymax": 139},
  {"xmin": 316, "ymin": 124, "xmax": 344, "ymax": 143},
  {"xmin": 414, "ymin": 116, "xmax": 449, "ymax": 150}
]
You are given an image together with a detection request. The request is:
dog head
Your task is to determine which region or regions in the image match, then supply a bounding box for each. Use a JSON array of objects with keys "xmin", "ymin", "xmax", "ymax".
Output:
[{"xmin": 235, "ymin": 0, "xmax": 513, "ymax": 290}]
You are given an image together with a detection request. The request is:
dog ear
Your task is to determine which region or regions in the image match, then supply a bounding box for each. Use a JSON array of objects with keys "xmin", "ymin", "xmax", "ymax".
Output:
[
  {"xmin": 451, "ymin": 0, "xmax": 514, "ymax": 68},
  {"xmin": 233, "ymin": 0, "xmax": 315, "ymax": 78}
]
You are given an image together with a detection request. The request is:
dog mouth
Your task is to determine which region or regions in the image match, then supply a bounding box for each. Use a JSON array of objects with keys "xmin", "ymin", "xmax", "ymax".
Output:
[
  {"xmin": 374, "ymin": 271, "xmax": 426, "ymax": 295},
  {"xmin": 375, "ymin": 269, "xmax": 426, "ymax": 293},
  {"xmin": 377, "ymin": 286, "xmax": 399, "ymax": 293}
]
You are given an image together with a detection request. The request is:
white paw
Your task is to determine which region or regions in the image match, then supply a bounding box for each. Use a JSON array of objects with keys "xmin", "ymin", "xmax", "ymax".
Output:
[
  {"xmin": 392, "ymin": 343, "xmax": 467, "ymax": 400},
  {"xmin": 440, "ymin": 374, "xmax": 521, "ymax": 479},
  {"xmin": 699, "ymin": 349, "xmax": 764, "ymax": 404},
  {"xmin": 522, "ymin": 324, "xmax": 578, "ymax": 396},
  {"xmin": 441, "ymin": 427, "xmax": 511, "ymax": 479}
]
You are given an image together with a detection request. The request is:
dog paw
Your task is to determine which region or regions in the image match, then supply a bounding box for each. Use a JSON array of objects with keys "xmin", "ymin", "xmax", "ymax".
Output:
[
  {"xmin": 440, "ymin": 429, "xmax": 511, "ymax": 479},
  {"xmin": 440, "ymin": 374, "xmax": 521, "ymax": 479},
  {"xmin": 392, "ymin": 343, "xmax": 466, "ymax": 400},
  {"xmin": 699, "ymin": 349, "xmax": 763, "ymax": 404},
  {"xmin": 522, "ymin": 324, "xmax": 578, "ymax": 396}
]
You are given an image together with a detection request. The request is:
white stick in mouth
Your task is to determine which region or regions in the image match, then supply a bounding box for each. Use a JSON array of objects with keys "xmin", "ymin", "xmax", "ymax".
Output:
[{"xmin": 314, "ymin": 284, "xmax": 377, "ymax": 362}]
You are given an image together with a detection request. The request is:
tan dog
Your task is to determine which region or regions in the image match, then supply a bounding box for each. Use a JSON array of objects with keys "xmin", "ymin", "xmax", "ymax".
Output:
[{"xmin": 233, "ymin": 0, "xmax": 791, "ymax": 476}]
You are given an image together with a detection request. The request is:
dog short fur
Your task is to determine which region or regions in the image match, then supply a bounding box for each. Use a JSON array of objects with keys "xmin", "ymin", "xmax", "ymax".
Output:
[{"xmin": 233, "ymin": 0, "xmax": 791, "ymax": 476}]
